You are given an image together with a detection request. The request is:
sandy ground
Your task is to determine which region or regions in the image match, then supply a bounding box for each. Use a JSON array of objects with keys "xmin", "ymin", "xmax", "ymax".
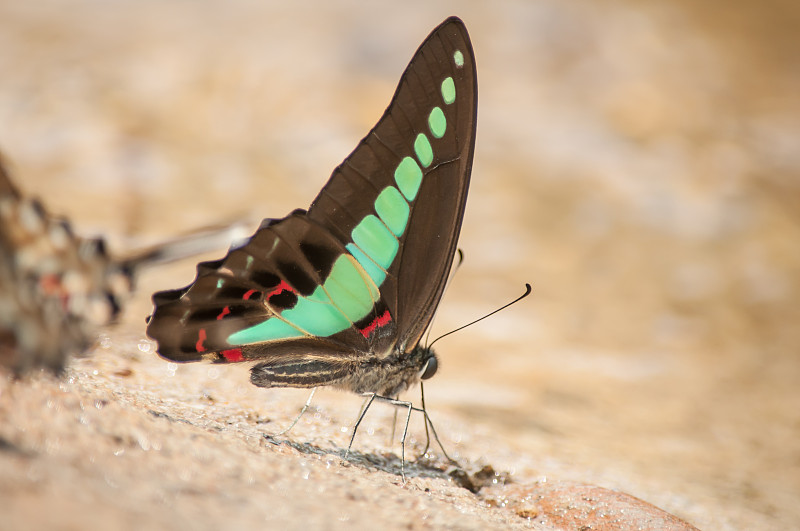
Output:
[{"xmin": 1, "ymin": 1, "xmax": 799, "ymax": 529}]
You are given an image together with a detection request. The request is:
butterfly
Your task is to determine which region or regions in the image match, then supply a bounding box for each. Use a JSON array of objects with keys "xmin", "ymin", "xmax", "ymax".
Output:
[
  {"xmin": 0, "ymin": 156, "xmax": 246, "ymax": 376},
  {"xmin": 146, "ymin": 17, "xmax": 477, "ymax": 459}
]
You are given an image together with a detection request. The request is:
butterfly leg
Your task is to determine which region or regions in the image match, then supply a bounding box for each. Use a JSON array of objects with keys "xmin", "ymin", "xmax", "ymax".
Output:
[
  {"xmin": 385, "ymin": 396, "xmax": 414, "ymax": 481},
  {"xmin": 417, "ymin": 383, "xmax": 457, "ymax": 464},
  {"xmin": 389, "ymin": 404, "xmax": 399, "ymax": 445},
  {"xmin": 345, "ymin": 392, "xmax": 377, "ymax": 460},
  {"xmin": 276, "ymin": 387, "xmax": 317, "ymax": 436},
  {"xmin": 345, "ymin": 394, "xmax": 454, "ymax": 480}
]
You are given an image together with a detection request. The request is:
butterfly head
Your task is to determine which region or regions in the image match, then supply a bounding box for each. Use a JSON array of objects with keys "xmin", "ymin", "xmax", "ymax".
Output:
[
  {"xmin": 410, "ymin": 345, "xmax": 438, "ymax": 382},
  {"xmin": 365, "ymin": 344, "xmax": 438, "ymax": 397},
  {"xmin": 418, "ymin": 347, "xmax": 438, "ymax": 380}
]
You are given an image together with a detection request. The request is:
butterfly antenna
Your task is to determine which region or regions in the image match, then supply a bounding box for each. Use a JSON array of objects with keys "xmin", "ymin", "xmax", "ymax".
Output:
[
  {"xmin": 428, "ymin": 283, "xmax": 532, "ymax": 350},
  {"xmin": 424, "ymin": 248, "xmax": 466, "ymax": 346}
]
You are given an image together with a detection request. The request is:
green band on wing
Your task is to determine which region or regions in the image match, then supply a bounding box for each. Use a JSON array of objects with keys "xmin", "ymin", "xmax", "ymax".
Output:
[
  {"xmin": 346, "ymin": 243, "xmax": 386, "ymax": 286},
  {"xmin": 228, "ymin": 315, "xmax": 304, "ymax": 344},
  {"xmin": 228, "ymin": 255, "xmax": 378, "ymax": 344},
  {"xmin": 322, "ymin": 254, "xmax": 378, "ymax": 321},
  {"xmin": 428, "ymin": 107, "xmax": 446, "ymax": 139},
  {"xmin": 394, "ymin": 157, "xmax": 422, "ymax": 201},
  {"xmin": 351, "ymin": 214, "xmax": 398, "ymax": 270},
  {"xmin": 374, "ymin": 186, "xmax": 410, "ymax": 237},
  {"xmin": 279, "ymin": 290, "xmax": 351, "ymax": 336},
  {"xmin": 232, "ymin": 68, "xmax": 463, "ymax": 346},
  {"xmin": 414, "ymin": 134, "xmax": 433, "ymax": 168},
  {"xmin": 441, "ymin": 77, "xmax": 455, "ymax": 105}
]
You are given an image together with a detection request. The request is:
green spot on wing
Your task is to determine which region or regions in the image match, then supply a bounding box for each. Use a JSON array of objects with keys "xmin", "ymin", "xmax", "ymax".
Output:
[
  {"xmin": 216, "ymin": 278, "xmax": 224, "ymax": 289},
  {"xmin": 394, "ymin": 157, "xmax": 422, "ymax": 201},
  {"xmin": 441, "ymin": 77, "xmax": 456, "ymax": 105},
  {"xmin": 351, "ymin": 215, "xmax": 398, "ymax": 270},
  {"xmin": 428, "ymin": 107, "xmax": 446, "ymax": 139},
  {"xmin": 374, "ymin": 186, "xmax": 409, "ymax": 237},
  {"xmin": 453, "ymin": 50, "xmax": 464, "ymax": 67},
  {"xmin": 414, "ymin": 133, "xmax": 433, "ymax": 168}
]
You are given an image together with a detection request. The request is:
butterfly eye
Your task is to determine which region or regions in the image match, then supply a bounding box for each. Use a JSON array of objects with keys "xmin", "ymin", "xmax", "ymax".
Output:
[{"xmin": 420, "ymin": 355, "xmax": 438, "ymax": 380}]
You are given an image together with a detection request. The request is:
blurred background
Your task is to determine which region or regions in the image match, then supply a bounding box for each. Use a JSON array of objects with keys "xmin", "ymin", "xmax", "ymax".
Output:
[{"xmin": 1, "ymin": 0, "xmax": 798, "ymax": 529}]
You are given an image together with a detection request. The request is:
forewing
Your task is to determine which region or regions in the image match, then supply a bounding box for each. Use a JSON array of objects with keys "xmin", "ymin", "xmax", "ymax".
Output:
[{"xmin": 306, "ymin": 17, "xmax": 477, "ymax": 352}]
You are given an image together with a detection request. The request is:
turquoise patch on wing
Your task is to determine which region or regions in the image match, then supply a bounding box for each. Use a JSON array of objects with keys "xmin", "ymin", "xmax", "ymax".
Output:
[
  {"xmin": 229, "ymin": 66, "xmax": 462, "ymax": 346},
  {"xmin": 414, "ymin": 134, "xmax": 433, "ymax": 168},
  {"xmin": 323, "ymin": 254, "xmax": 378, "ymax": 320},
  {"xmin": 351, "ymin": 215, "xmax": 398, "ymax": 269},
  {"xmin": 346, "ymin": 243, "xmax": 386, "ymax": 286},
  {"xmin": 374, "ymin": 186, "xmax": 409, "ymax": 236},
  {"xmin": 441, "ymin": 77, "xmax": 456, "ymax": 105},
  {"xmin": 279, "ymin": 286, "xmax": 351, "ymax": 336},
  {"xmin": 228, "ymin": 315, "xmax": 304, "ymax": 344},
  {"xmin": 228, "ymin": 255, "xmax": 379, "ymax": 344},
  {"xmin": 428, "ymin": 107, "xmax": 446, "ymax": 139},
  {"xmin": 394, "ymin": 157, "xmax": 422, "ymax": 201}
]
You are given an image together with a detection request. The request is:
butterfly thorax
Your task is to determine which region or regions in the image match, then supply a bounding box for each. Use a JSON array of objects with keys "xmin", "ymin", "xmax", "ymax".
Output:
[
  {"xmin": 250, "ymin": 345, "xmax": 438, "ymax": 398},
  {"xmin": 341, "ymin": 345, "xmax": 438, "ymax": 396}
]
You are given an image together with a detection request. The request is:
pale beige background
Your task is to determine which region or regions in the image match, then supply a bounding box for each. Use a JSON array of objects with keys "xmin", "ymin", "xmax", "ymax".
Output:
[{"xmin": 1, "ymin": 1, "xmax": 798, "ymax": 529}]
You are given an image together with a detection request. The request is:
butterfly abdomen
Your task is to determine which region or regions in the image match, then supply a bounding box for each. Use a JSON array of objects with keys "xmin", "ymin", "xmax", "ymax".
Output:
[{"xmin": 250, "ymin": 357, "xmax": 358, "ymax": 388}]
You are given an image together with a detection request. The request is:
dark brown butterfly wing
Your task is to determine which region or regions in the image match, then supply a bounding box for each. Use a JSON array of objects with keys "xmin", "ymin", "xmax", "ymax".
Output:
[
  {"xmin": 146, "ymin": 18, "xmax": 477, "ymax": 391},
  {"xmin": 307, "ymin": 17, "xmax": 477, "ymax": 353}
]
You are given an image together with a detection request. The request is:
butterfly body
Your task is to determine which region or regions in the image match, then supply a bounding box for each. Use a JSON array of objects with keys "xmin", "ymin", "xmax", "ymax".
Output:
[
  {"xmin": 250, "ymin": 343, "xmax": 436, "ymax": 397},
  {"xmin": 147, "ymin": 17, "xmax": 477, "ymax": 399},
  {"xmin": 0, "ymin": 160, "xmax": 129, "ymax": 375}
]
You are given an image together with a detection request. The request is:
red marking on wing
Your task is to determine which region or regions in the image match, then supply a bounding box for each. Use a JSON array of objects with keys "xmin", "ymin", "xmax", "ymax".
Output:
[
  {"xmin": 217, "ymin": 306, "xmax": 231, "ymax": 320},
  {"xmin": 196, "ymin": 329, "xmax": 207, "ymax": 352},
  {"xmin": 221, "ymin": 348, "xmax": 244, "ymax": 362},
  {"xmin": 265, "ymin": 280, "xmax": 295, "ymax": 302},
  {"xmin": 243, "ymin": 289, "xmax": 257, "ymax": 300},
  {"xmin": 359, "ymin": 310, "xmax": 392, "ymax": 338}
]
